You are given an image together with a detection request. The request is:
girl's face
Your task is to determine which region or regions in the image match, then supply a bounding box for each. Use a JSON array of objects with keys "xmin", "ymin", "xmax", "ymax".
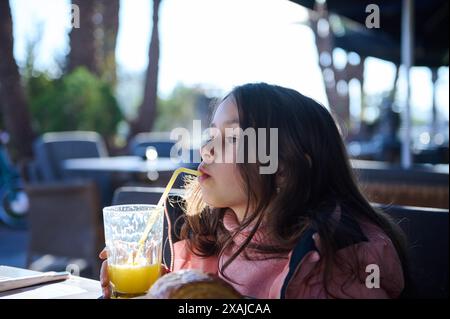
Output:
[{"xmin": 198, "ymin": 97, "xmax": 249, "ymax": 219}]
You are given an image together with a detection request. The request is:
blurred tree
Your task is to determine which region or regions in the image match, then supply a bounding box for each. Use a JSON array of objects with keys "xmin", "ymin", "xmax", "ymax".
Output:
[
  {"xmin": 154, "ymin": 85, "xmax": 209, "ymax": 132},
  {"xmin": 0, "ymin": 0, "xmax": 35, "ymax": 160},
  {"xmin": 26, "ymin": 67, "xmax": 122, "ymax": 148},
  {"xmin": 130, "ymin": 0, "xmax": 162, "ymax": 137},
  {"xmin": 309, "ymin": 2, "xmax": 365, "ymax": 138},
  {"xmin": 97, "ymin": 0, "xmax": 120, "ymax": 85},
  {"xmin": 68, "ymin": 0, "xmax": 98, "ymax": 74}
]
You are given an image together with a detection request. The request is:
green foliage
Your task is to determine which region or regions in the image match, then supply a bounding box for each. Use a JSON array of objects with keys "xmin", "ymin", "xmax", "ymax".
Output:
[
  {"xmin": 26, "ymin": 67, "xmax": 122, "ymax": 138},
  {"xmin": 154, "ymin": 84, "xmax": 206, "ymax": 132}
]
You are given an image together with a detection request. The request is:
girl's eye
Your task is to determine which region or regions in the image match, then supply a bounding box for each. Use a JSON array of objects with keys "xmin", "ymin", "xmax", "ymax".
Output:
[
  {"xmin": 226, "ymin": 136, "xmax": 238, "ymax": 144},
  {"xmin": 201, "ymin": 135, "xmax": 215, "ymax": 147}
]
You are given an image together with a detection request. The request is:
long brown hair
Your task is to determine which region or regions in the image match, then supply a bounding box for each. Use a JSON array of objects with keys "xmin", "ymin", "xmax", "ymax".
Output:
[{"xmin": 179, "ymin": 83, "xmax": 409, "ymax": 296}]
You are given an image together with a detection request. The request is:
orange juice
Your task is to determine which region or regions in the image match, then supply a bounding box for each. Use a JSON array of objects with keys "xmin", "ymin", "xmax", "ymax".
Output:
[{"xmin": 108, "ymin": 263, "xmax": 160, "ymax": 296}]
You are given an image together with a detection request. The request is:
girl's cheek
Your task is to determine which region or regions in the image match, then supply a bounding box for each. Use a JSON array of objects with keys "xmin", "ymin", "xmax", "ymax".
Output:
[{"xmin": 224, "ymin": 145, "xmax": 238, "ymax": 164}]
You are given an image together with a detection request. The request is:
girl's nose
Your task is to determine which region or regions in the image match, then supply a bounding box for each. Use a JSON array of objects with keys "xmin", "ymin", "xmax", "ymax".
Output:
[{"xmin": 200, "ymin": 142, "xmax": 215, "ymax": 163}]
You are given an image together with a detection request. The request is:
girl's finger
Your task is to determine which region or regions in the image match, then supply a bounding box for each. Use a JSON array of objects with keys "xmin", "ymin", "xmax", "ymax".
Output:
[
  {"xmin": 297, "ymin": 251, "xmax": 321, "ymax": 278},
  {"xmin": 161, "ymin": 264, "xmax": 170, "ymax": 276},
  {"xmin": 99, "ymin": 248, "xmax": 108, "ymax": 259},
  {"xmin": 102, "ymin": 287, "xmax": 111, "ymax": 299},
  {"xmin": 312, "ymin": 233, "xmax": 322, "ymax": 253},
  {"xmin": 100, "ymin": 260, "xmax": 109, "ymax": 287},
  {"xmin": 308, "ymin": 251, "xmax": 320, "ymax": 263}
]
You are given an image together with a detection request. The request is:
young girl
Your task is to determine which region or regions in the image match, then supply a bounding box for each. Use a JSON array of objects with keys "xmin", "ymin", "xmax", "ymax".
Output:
[{"xmin": 100, "ymin": 83, "xmax": 408, "ymax": 299}]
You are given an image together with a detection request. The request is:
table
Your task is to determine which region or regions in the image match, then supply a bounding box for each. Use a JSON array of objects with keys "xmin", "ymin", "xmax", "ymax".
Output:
[
  {"xmin": 63, "ymin": 156, "xmax": 185, "ymax": 174},
  {"xmin": 0, "ymin": 266, "xmax": 101, "ymax": 299}
]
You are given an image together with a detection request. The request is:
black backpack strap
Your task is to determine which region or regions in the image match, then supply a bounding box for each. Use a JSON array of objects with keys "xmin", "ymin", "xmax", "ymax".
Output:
[{"xmin": 280, "ymin": 227, "xmax": 317, "ymax": 299}]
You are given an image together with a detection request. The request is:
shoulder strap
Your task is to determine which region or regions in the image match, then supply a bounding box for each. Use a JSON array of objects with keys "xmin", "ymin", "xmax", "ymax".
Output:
[{"xmin": 280, "ymin": 227, "xmax": 317, "ymax": 299}]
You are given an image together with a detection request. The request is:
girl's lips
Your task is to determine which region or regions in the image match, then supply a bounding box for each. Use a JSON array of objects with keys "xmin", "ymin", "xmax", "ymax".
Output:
[
  {"xmin": 198, "ymin": 167, "xmax": 211, "ymax": 183},
  {"xmin": 198, "ymin": 173, "xmax": 211, "ymax": 183}
]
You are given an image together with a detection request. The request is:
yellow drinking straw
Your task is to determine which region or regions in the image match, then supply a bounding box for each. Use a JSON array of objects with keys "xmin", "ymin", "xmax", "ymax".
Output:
[{"xmin": 137, "ymin": 167, "xmax": 202, "ymax": 252}]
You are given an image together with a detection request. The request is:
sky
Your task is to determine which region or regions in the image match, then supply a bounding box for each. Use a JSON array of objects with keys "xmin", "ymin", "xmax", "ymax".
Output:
[{"xmin": 10, "ymin": 0, "xmax": 449, "ymax": 124}]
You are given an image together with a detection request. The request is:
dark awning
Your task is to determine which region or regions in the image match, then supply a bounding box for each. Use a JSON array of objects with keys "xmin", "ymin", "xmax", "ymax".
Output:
[{"xmin": 290, "ymin": 0, "xmax": 449, "ymax": 67}]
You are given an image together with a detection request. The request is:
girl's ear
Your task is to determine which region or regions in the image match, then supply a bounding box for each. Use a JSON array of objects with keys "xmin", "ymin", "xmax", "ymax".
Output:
[{"xmin": 275, "ymin": 154, "xmax": 311, "ymax": 190}]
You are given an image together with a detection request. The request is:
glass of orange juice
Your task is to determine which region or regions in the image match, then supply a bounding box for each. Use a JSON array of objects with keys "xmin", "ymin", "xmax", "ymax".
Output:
[{"xmin": 103, "ymin": 204, "xmax": 164, "ymax": 298}]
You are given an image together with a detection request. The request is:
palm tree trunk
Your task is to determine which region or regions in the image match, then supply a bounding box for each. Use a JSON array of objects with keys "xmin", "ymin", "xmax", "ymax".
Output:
[
  {"xmin": 130, "ymin": 0, "xmax": 162, "ymax": 136},
  {"xmin": 0, "ymin": 0, "xmax": 35, "ymax": 160},
  {"xmin": 97, "ymin": 0, "xmax": 120, "ymax": 85},
  {"xmin": 68, "ymin": 0, "xmax": 98, "ymax": 74}
]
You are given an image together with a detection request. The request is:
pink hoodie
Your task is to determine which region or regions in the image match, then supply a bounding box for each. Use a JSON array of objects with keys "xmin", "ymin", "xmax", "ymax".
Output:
[{"xmin": 171, "ymin": 209, "xmax": 404, "ymax": 299}]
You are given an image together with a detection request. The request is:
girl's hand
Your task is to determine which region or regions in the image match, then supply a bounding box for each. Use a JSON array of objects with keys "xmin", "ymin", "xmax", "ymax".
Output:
[
  {"xmin": 312, "ymin": 232, "xmax": 322, "ymax": 256},
  {"xmin": 309, "ymin": 232, "xmax": 322, "ymax": 262},
  {"xmin": 99, "ymin": 248, "xmax": 111, "ymax": 299}
]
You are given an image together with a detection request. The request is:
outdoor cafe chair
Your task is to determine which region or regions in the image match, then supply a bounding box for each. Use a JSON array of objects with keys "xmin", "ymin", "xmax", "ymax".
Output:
[
  {"xmin": 32, "ymin": 131, "xmax": 108, "ymax": 182},
  {"xmin": 26, "ymin": 181, "xmax": 103, "ymax": 279},
  {"xmin": 30, "ymin": 131, "xmax": 113, "ymax": 206},
  {"xmin": 129, "ymin": 132, "xmax": 176, "ymax": 159},
  {"xmin": 378, "ymin": 204, "xmax": 449, "ymax": 299}
]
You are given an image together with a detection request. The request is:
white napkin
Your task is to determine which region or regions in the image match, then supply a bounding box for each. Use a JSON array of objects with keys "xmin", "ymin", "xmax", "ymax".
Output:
[{"xmin": 0, "ymin": 271, "xmax": 70, "ymax": 293}]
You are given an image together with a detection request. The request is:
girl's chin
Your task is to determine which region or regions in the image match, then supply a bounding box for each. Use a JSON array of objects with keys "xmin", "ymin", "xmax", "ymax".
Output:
[{"xmin": 200, "ymin": 191, "xmax": 226, "ymax": 208}]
